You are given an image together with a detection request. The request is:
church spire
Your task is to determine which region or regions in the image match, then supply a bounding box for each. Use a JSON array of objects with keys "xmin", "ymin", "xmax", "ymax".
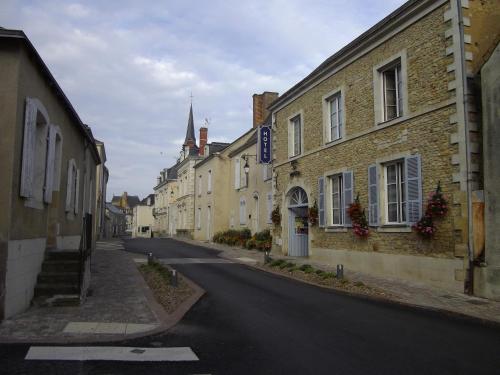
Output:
[{"xmin": 184, "ymin": 103, "xmax": 197, "ymax": 147}]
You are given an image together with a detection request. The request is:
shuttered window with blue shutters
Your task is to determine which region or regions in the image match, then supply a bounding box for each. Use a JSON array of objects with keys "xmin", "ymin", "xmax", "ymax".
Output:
[
  {"xmin": 368, "ymin": 165, "xmax": 379, "ymax": 226},
  {"xmin": 343, "ymin": 171, "xmax": 354, "ymax": 226},
  {"xmin": 318, "ymin": 177, "xmax": 325, "ymax": 227},
  {"xmin": 405, "ymin": 155, "xmax": 422, "ymax": 225}
]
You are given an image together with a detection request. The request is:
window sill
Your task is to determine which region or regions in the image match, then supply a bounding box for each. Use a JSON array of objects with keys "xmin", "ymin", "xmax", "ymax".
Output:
[
  {"xmin": 376, "ymin": 114, "xmax": 406, "ymax": 127},
  {"xmin": 377, "ymin": 225, "xmax": 411, "ymax": 233},
  {"xmin": 207, "ymin": 191, "xmax": 212, "ymax": 194},
  {"xmin": 325, "ymin": 226, "xmax": 347, "ymax": 233},
  {"xmin": 324, "ymin": 137, "xmax": 343, "ymax": 146}
]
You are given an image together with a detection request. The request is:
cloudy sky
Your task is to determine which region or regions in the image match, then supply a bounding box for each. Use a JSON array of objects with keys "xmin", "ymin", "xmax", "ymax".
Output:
[{"xmin": 1, "ymin": 0, "xmax": 405, "ymax": 200}]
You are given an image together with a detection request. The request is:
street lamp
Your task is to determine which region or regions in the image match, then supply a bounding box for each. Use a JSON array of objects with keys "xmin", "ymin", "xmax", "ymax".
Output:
[{"xmin": 243, "ymin": 159, "xmax": 250, "ymax": 174}]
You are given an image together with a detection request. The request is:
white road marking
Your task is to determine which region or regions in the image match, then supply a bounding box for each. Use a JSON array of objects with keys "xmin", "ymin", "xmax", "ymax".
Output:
[
  {"xmin": 160, "ymin": 258, "xmax": 232, "ymax": 264},
  {"xmin": 25, "ymin": 346, "xmax": 199, "ymax": 362}
]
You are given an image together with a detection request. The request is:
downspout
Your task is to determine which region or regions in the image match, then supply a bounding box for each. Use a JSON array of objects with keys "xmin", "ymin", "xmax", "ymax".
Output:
[{"xmin": 455, "ymin": 0, "xmax": 474, "ymax": 294}]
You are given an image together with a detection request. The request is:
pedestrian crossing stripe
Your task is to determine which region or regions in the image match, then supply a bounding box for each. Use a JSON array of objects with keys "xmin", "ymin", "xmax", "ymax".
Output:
[{"xmin": 25, "ymin": 346, "xmax": 199, "ymax": 362}]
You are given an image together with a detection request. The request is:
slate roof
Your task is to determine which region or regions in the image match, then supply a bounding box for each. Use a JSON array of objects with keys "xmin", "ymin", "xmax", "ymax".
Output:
[
  {"xmin": 184, "ymin": 104, "xmax": 197, "ymax": 145},
  {"xmin": 140, "ymin": 194, "xmax": 155, "ymax": 206},
  {"xmin": 106, "ymin": 203, "xmax": 125, "ymax": 216}
]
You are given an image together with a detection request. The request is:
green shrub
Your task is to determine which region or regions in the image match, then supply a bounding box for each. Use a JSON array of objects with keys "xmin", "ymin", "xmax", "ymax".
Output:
[
  {"xmin": 213, "ymin": 229, "xmax": 253, "ymax": 246},
  {"xmin": 322, "ymin": 272, "xmax": 336, "ymax": 279},
  {"xmin": 254, "ymin": 229, "xmax": 272, "ymax": 242},
  {"xmin": 299, "ymin": 264, "xmax": 313, "ymax": 272},
  {"xmin": 269, "ymin": 259, "xmax": 285, "ymax": 267}
]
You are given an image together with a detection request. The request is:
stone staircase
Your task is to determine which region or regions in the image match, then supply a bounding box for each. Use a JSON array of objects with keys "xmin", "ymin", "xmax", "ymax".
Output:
[{"xmin": 33, "ymin": 250, "xmax": 81, "ymax": 307}]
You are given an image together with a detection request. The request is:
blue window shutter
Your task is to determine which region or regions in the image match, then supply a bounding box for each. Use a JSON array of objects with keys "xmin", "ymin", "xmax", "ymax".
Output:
[
  {"xmin": 343, "ymin": 171, "xmax": 353, "ymax": 226},
  {"xmin": 368, "ymin": 165, "xmax": 379, "ymax": 226},
  {"xmin": 405, "ymin": 155, "xmax": 422, "ymax": 225},
  {"xmin": 318, "ymin": 177, "xmax": 325, "ymax": 227}
]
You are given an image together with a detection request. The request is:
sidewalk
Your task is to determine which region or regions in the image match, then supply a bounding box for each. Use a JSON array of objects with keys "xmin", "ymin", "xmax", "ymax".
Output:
[
  {"xmin": 0, "ymin": 240, "xmax": 201, "ymax": 343},
  {"xmin": 178, "ymin": 237, "xmax": 500, "ymax": 325}
]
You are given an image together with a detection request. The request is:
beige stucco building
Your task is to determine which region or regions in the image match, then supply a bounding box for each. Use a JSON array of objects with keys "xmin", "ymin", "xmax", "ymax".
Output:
[
  {"xmin": 0, "ymin": 29, "xmax": 101, "ymax": 318},
  {"xmin": 132, "ymin": 195, "xmax": 155, "ymax": 238},
  {"xmin": 153, "ymin": 166, "xmax": 178, "ymax": 237},
  {"xmin": 193, "ymin": 92, "xmax": 277, "ymax": 240},
  {"xmin": 269, "ymin": 0, "xmax": 500, "ymax": 294},
  {"xmin": 94, "ymin": 140, "xmax": 108, "ymax": 240}
]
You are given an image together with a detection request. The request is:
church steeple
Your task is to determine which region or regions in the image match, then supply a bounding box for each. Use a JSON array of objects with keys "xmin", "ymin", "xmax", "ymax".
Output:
[{"xmin": 184, "ymin": 104, "xmax": 197, "ymax": 147}]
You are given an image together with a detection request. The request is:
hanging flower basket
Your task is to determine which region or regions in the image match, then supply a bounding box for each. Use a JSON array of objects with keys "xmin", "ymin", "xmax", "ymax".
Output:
[
  {"xmin": 271, "ymin": 205, "xmax": 281, "ymax": 226},
  {"xmin": 308, "ymin": 201, "xmax": 319, "ymax": 226},
  {"xmin": 413, "ymin": 181, "xmax": 447, "ymax": 238},
  {"xmin": 348, "ymin": 194, "xmax": 369, "ymax": 238},
  {"xmin": 413, "ymin": 214, "xmax": 435, "ymax": 238},
  {"xmin": 426, "ymin": 181, "xmax": 448, "ymax": 218}
]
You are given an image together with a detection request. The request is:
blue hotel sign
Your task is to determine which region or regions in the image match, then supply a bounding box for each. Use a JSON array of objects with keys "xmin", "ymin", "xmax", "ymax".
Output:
[{"xmin": 258, "ymin": 125, "xmax": 272, "ymax": 164}]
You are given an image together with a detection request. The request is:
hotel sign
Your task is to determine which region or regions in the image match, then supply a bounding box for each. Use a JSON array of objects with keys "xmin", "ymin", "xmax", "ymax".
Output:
[{"xmin": 258, "ymin": 125, "xmax": 272, "ymax": 164}]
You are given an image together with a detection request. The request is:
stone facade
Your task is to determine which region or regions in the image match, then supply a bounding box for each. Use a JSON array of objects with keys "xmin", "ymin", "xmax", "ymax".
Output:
[{"xmin": 269, "ymin": 0, "xmax": 500, "ymax": 292}]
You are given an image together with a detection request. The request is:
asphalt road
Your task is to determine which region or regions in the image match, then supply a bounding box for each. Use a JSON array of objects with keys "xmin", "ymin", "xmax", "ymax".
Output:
[{"xmin": 2, "ymin": 237, "xmax": 500, "ymax": 375}]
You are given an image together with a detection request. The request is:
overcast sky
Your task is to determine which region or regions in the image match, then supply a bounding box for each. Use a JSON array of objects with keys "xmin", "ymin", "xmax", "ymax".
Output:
[{"xmin": 1, "ymin": 0, "xmax": 406, "ymax": 200}]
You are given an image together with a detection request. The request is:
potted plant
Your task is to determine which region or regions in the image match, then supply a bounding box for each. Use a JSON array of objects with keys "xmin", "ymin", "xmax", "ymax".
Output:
[{"xmin": 308, "ymin": 200, "xmax": 319, "ymax": 226}]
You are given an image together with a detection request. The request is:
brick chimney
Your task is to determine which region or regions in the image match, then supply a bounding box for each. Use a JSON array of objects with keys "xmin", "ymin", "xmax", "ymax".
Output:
[
  {"xmin": 199, "ymin": 127, "xmax": 208, "ymax": 156},
  {"xmin": 253, "ymin": 91, "xmax": 279, "ymax": 128}
]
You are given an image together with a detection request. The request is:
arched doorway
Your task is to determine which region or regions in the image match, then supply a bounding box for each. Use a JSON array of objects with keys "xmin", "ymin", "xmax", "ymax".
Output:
[{"xmin": 288, "ymin": 187, "xmax": 309, "ymax": 257}]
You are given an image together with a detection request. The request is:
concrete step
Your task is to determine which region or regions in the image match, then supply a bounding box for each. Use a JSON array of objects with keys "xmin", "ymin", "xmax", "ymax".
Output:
[
  {"xmin": 46, "ymin": 251, "xmax": 80, "ymax": 261},
  {"xmin": 34, "ymin": 283, "xmax": 79, "ymax": 297},
  {"xmin": 42, "ymin": 260, "xmax": 80, "ymax": 273},
  {"xmin": 37, "ymin": 272, "xmax": 79, "ymax": 284}
]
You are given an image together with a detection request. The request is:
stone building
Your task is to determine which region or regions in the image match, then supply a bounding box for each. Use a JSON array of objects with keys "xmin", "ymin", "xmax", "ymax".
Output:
[
  {"xmin": 94, "ymin": 139, "xmax": 109, "ymax": 240},
  {"xmin": 269, "ymin": 0, "xmax": 499, "ymax": 293},
  {"xmin": 153, "ymin": 165, "xmax": 178, "ymax": 237},
  {"xmin": 0, "ymin": 28, "xmax": 101, "ymax": 318},
  {"xmin": 132, "ymin": 194, "xmax": 155, "ymax": 238},
  {"xmin": 111, "ymin": 191, "xmax": 140, "ymax": 232}
]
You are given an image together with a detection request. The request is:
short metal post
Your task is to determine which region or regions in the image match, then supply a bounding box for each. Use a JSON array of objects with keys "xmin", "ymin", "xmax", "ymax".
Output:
[
  {"xmin": 264, "ymin": 251, "xmax": 271, "ymax": 264},
  {"xmin": 171, "ymin": 269, "xmax": 178, "ymax": 287},
  {"xmin": 336, "ymin": 264, "xmax": 344, "ymax": 279},
  {"xmin": 148, "ymin": 252, "xmax": 154, "ymax": 265}
]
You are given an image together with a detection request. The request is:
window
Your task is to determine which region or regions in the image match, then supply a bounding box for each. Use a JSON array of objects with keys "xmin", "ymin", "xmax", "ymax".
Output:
[
  {"xmin": 198, "ymin": 175, "xmax": 202, "ymax": 196},
  {"xmin": 330, "ymin": 175, "xmax": 344, "ymax": 225},
  {"xmin": 385, "ymin": 161, "xmax": 406, "ymax": 224},
  {"xmin": 382, "ymin": 62, "xmax": 402, "ymax": 121},
  {"xmin": 266, "ymin": 192, "xmax": 273, "ymax": 224},
  {"xmin": 288, "ymin": 114, "xmax": 302, "ymax": 157},
  {"xmin": 234, "ymin": 158, "xmax": 240, "ymax": 189},
  {"xmin": 263, "ymin": 163, "xmax": 272, "ymax": 181},
  {"xmin": 207, "ymin": 170, "xmax": 212, "ymax": 193},
  {"xmin": 239, "ymin": 198, "xmax": 246, "ymax": 225},
  {"xmin": 197, "ymin": 207, "xmax": 201, "ymax": 229},
  {"xmin": 65, "ymin": 159, "xmax": 80, "ymax": 214},
  {"xmin": 328, "ymin": 93, "xmax": 342, "ymax": 141}
]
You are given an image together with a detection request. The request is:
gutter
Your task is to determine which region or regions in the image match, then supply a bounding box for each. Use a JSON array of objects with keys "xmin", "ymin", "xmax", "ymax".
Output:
[{"xmin": 455, "ymin": 0, "xmax": 475, "ymax": 294}]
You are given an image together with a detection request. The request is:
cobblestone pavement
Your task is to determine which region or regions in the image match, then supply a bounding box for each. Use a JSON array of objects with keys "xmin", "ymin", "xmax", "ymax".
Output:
[
  {"xmin": 0, "ymin": 240, "xmax": 161, "ymax": 342},
  {"xmin": 176, "ymin": 237, "xmax": 500, "ymax": 325}
]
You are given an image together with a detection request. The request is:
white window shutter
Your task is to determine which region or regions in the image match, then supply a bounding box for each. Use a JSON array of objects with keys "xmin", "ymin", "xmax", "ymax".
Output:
[
  {"xmin": 318, "ymin": 177, "xmax": 325, "ymax": 227},
  {"xmin": 288, "ymin": 123, "xmax": 293, "ymax": 157},
  {"xmin": 235, "ymin": 158, "xmax": 240, "ymax": 189},
  {"xmin": 343, "ymin": 171, "xmax": 354, "ymax": 226},
  {"xmin": 74, "ymin": 168, "xmax": 80, "ymax": 214},
  {"xmin": 43, "ymin": 125, "xmax": 57, "ymax": 203},
  {"xmin": 267, "ymin": 192, "xmax": 272, "ymax": 223},
  {"xmin": 405, "ymin": 155, "xmax": 422, "ymax": 225},
  {"xmin": 20, "ymin": 98, "xmax": 37, "ymax": 198},
  {"xmin": 368, "ymin": 165, "xmax": 379, "ymax": 226},
  {"xmin": 65, "ymin": 161, "xmax": 74, "ymax": 211}
]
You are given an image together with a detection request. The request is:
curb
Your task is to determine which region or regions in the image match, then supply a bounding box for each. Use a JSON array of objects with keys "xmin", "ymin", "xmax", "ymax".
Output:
[
  {"xmin": 0, "ymin": 250, "xmax": 205, "ymax": 345},
  {"xmin": 172, "ymin": 236, "xmax": 500, "ymax": 329}
]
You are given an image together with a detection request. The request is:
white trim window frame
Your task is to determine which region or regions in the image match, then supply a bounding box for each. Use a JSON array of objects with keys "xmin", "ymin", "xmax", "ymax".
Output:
[
  {"xmin": 288, "ymin": 112, "xmax": 303, "ymax": 158},
  {"xmin": 196, "ymin": 207, "xmax": 201, "ymax": 229},
  {"xmin": 382, "ymin": 62, "xmax": 403, "ymax": 121},
  {"xmin": 323, "ymin": 89, "xmax": 344, "ymax": 143},
  {"xmin": 384, "ymin": 160, "xmax": 406, "ymax": 224},
  {"xmin": 373, "ymin": 50, "xmax": 407, "ymax": 125},
  {"xmin": 329, "ymin": 174, "xmax": 344, "ymax": 226}
]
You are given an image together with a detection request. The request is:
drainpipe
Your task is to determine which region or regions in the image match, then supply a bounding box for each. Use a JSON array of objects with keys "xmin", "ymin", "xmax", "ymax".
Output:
[{"xmin": 455, "ymin": 0, "xmax": 474, "ymax": 294}]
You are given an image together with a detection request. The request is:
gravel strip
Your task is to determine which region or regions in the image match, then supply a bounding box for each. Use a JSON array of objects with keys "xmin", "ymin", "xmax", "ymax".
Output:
[{"xmin": 138, "ymin": 264, "xmax": 195, "ymax": 314}]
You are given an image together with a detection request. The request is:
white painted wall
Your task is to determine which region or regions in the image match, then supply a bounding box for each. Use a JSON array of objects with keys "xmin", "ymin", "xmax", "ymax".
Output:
[{"xmin": 4, "ymin": 238, "xmax": 46, "ymax": 318}]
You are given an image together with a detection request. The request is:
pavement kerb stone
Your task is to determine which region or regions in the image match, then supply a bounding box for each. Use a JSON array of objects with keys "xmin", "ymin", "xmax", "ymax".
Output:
[
  {"xmin": 0, "ymin": 242, "xmax": 205, "ymax": 345},
  {"xmin": 170, "ymin": 236, "xmax": 500, "ymax": 328}
]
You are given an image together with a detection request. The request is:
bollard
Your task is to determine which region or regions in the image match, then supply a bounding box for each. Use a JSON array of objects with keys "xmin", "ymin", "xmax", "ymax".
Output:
[
  {"xmin": 336, "ymin": 264, "xmax": 344, "ymax": 279},
  {"xmin": 264, "ymin": 251, "xmax": 271, "ymax": 264},
  {"xmin": 171, "ymin": 269, "xmax": 178, "ymax": 287},
  {"xmin": 147, "ymin": 252, "xmax": 154, "ymax": 265}
]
